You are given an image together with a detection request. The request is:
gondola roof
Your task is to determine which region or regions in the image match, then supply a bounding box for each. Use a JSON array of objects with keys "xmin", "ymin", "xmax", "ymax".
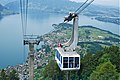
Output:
[{"xmin": 55, "ymin": 47, "xmax": 80, "ymax": 57}]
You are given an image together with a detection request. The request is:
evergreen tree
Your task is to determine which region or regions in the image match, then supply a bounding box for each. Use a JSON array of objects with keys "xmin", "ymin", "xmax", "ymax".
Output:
[
  {"xmin": 41, "ymin": 46, "xmax": 120, "ymax": 80},
  {"xmin": 9, "ymin": 69, "xmax": 19, "ymax": 80},
  {"xmin": 0, "ymin": 69, "xmax": 8, "ymax": 80},
  {"xmin": 42, "ymin": 60, "xmax": 65, "ymax": 80},
  {"xmin": 90, "ymin": 61, "xmax": 119, "ymax": 80},
  {"xmin": 98, "ymin": 53, "xmax": 111, "ymax": 64},
  {"xmin": 78, "ymin": 46, "xmax": 120, "ymax": 80},
  {"xmin": 109, "ymin": 46, "xmax": 120, "ymax": 72}
]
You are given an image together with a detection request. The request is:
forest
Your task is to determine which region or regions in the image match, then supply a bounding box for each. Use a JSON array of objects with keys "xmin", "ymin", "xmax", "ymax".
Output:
[{"xmin": 37, "ymin": 46, "xmax": 120, "ymax": 80}]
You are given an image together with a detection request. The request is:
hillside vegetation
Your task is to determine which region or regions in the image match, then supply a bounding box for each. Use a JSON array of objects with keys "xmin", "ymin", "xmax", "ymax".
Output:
[
  {"xmin": 34, "ymin": 23, "xmax": 120, "ymax": 80},
  {"xmin": 34, "ymin": 46, "xmax": 120, "ymax": 80}
]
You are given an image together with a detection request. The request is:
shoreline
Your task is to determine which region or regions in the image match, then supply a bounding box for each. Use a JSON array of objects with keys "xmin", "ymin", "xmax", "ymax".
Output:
[{"xmin": 0, "ymin": 12, "xmax": 19, "ymax": 19}]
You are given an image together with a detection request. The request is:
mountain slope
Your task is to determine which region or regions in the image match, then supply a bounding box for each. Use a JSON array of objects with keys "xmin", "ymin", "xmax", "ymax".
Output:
[
  {"xmin": 0, "ymin": 4, "xmax": 7, "ymax": 18},
  {"xmin": 5, "ymin": 0, "xmax": 80, "ymax": 13},
  {"xmin": 0, "ymin": 3, "xmax": 18, "ymax": 18},
  {"xmin": 4, "ymin": 0, "xmax": 120, "ymax": 25},
  {"xmin": 0, "ymin": 0, "xmax": 16, "ymax": 5},
  {"xmin": 0, "ymin": 4, "xmax": 7, "ymax": 11},
  {"xmin": 5, "ymin": 1, "xmax": 19, "ymax": 12},
  {"xmin": 5, "ymin": 0, "xmax": 119, "ymax": 12},
  {"xmin": 5, "ymin": 0, "xmax": 119, "ymax": 17}
]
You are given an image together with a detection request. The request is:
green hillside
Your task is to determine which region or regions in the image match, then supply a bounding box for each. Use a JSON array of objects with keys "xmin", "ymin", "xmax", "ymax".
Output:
[{"xmin": 33, "ymin": 23, "xmax": 120, "ymax": 80}]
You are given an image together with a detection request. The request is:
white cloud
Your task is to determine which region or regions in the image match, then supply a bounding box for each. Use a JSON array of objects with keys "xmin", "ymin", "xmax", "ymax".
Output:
[{"xmin": 70, "ymin": 0, "xmax": 120, "ymax": 7}]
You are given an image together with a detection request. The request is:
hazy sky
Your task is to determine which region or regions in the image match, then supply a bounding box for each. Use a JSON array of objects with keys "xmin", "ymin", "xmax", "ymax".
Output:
[{"xmin": 70, "ymin": 0, "xmax": 120, "ymax": 7}]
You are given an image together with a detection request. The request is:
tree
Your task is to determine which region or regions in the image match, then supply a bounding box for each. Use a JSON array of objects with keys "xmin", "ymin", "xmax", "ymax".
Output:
[
  {"xmin": 102, "ymin": 46, "xmax": 120, "ymax": 72},
  {"xmin": 78, "ymin": 46, "xmax": 120, "ymax": 80},
  {"xmin": 45, "ymin": 45, "xmax": 51, "ymax": 54},
  {"xmin": 79, "ymin": 52, "xmax": 103, "ymax": 80},
  {"xmin": 42, "ymin": 60, "xmax": 65, "ymax": 80},
  {"xmin": 109, "ymin": 46, "xmax": 120, "ymax": 72},
  {"xmin": 98, "ymin": 53, "xmax": 111, "ymax": 64},
  {"xmin": 0, "ymin": 69, "xmax": 8, "ymax": 80},
  {"xmin": 90, "ymin": 61, "xmax": 119, "ymax": 80},
  {"xmin": 9, "ymin": 69, "xmax": 19, "ymax": 80},
  {"xmin": 34, "ymin": 46, "xmax": 120, "ymax": 80}
]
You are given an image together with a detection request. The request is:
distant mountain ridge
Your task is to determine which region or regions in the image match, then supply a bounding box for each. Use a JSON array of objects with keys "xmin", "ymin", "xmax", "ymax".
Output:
[
  {"xmin": 0, "ymin": 4, "xmax": 4, "ymax": 18},
  {"xmin": 5, "ymin": 0, "xmax": 119, "ymax": 14},
  {"xmin": 0, "ymin": 4, "xmax": 8, "ymax": 18},
  {"xmin": 5, "ymin": 1, "xmax": 19, "ymax": 12},
  {"xmin": 0, "ymin": 4, "xmax": 7, "ymax": 11},
  {"xmin": 5, "ymin": 0, "xmax": 80, "ymax": 13},
  {"xmin": 3, "ymin": 0, "xmax": 120, "ymax": 25},
  {"xmin": 0, "ymin": 3, "xmax": 18, "ymax": 18},
  {"xmin": 0, "ymin": 0, "xmax": 16, "ymax": 5}
]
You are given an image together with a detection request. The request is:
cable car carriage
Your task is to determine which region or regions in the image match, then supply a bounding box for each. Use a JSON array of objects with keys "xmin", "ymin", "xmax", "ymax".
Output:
[{"xmin": 55, "ymin": 47, "xmax": 80, "ymax": 71}]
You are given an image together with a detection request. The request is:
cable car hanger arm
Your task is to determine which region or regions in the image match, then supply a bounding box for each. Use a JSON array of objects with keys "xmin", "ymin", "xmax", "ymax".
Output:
[{"xmin": 62, "ymin": 0, "xmax": 94, "ymax": 50}]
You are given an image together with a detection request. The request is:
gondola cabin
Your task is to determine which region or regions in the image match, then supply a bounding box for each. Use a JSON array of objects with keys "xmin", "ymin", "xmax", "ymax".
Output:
[{"xmin": 55, "ymin": 47, "xmax": 80, "ymax": 71}]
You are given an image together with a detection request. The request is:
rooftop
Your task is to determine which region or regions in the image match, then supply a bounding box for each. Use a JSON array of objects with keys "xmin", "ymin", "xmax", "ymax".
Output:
[{"xmin": 55, "ymin": 47, "xmax": 80, "ymax": 57}]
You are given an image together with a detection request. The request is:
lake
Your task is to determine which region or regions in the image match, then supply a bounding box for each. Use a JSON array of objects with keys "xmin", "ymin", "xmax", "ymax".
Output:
[{"xmin": 0, "ymin": 11, "xmax": 119, "ymax": 68}]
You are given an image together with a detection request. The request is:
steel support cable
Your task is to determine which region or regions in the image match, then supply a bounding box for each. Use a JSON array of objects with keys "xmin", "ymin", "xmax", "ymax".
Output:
[
  {"xmin": 20, "ymin": 0, "xmax": 24, "ymax": 37},
  {"xmin": 75, "ymin": 0, "xmax": 88, "ymax": 13},
  {"xmin": 60, "ymin": 2, "xmax": 89, "ymax": 23},
  {"xmin": 60, "ymin": 0, "xmax": 93, "ymax": 23},
  {"xmin": 20, "ymin": 0, "xmax": 29, "ymax": 63},
  {"xmin": 23, "ymin": 0, "xmax": 26, "ymax": 35},
  {"xmin": 23, "ymin": 0, "xmax": 25, "ymax": 35},
  {"xmin": 23, "ymin": 0, "xmax": 28, "ymax": 35},
  {"xmin": 20, "ymin": 0, "xmax": 28, "ymax": 36},
  {"xmin": 77, "ymin": 0, "xmax": 94, "ymax": 15},
  {"xmin": 20, "ymin": 0, "xmax": 25, "ymax": 63},
  {"xmin": 25, "ymin": 0, "xmax": 28, "ymax": 35},
  {"xmin": 24, "ymin": 0, "xmax": 28, "ymax": 63}
]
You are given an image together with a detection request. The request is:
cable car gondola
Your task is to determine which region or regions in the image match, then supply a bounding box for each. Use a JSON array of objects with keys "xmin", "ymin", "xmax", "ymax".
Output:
[
  {"xmin": 55, "ymin": 0, "xmax": 94, "ymax": 71},
  {"xmin": 55, "ymin": 47, "xmax": 80, "ymax": 70}
]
